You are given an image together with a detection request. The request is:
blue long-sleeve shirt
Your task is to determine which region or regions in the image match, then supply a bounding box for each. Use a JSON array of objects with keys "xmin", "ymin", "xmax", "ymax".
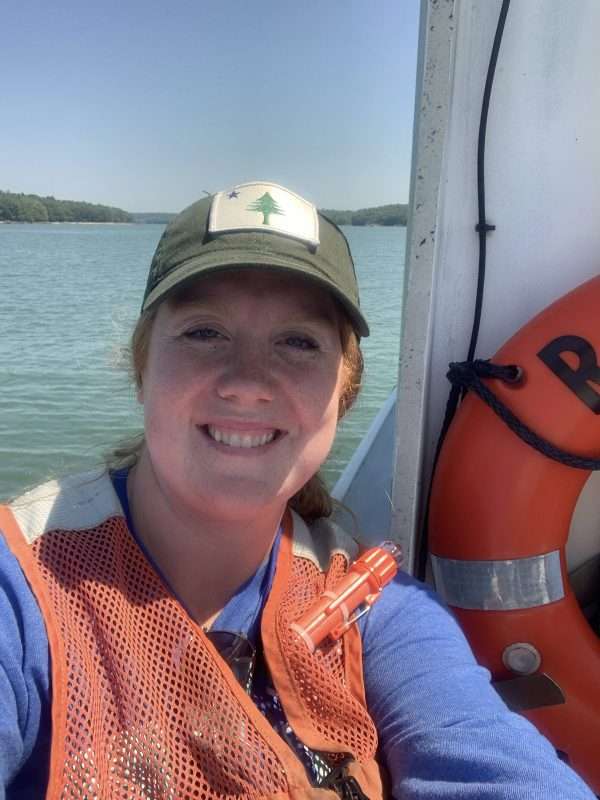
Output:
[{"xmin": 0, "ymin": 484, "xmax": 594, "ymax": 798}]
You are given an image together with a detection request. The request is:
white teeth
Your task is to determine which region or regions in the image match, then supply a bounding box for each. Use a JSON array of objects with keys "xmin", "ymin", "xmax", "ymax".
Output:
[{"xmin": 207, "ymin": 426, "xmax": 276, "ymax": 448}]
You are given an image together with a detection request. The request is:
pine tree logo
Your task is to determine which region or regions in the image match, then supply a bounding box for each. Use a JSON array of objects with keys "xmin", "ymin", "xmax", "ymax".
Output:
[{"xmin": 246, "ymin": 192, "xmax": 285, "ymax": 225}]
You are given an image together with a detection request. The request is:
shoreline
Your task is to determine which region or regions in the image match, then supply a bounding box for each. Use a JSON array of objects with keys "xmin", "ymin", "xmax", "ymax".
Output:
[{"xmin": 0, "ymin": 220, "xmax": 137, "ymax": 225}]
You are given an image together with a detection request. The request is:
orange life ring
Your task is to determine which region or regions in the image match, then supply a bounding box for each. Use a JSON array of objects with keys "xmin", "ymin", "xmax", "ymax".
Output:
[{"xmin": 429, "ymin": 274, "xmax": 600, "ymax": 792}]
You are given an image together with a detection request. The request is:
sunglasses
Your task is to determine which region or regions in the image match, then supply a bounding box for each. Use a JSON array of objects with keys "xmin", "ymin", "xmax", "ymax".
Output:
[{"xmin": 206, "ymin": 630, "xmax": 256, "ymax": 694}]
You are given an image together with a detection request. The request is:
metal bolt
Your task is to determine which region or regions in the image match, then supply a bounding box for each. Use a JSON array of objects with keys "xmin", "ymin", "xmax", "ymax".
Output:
[{"xmin": 502, "ymin": 642, "xmax": 541, "ymax": 676}]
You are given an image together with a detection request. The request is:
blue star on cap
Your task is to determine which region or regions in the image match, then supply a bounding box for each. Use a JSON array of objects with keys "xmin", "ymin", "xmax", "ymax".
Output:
[{"xmin": 228, "ymin": 190, "xmax": 240, "ymax": 199}]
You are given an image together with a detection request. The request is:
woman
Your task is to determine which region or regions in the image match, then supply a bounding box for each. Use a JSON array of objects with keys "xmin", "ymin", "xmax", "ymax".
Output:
[{"xmin": 0, "ymin": 182, "xmax": 594, "ymax": 799}]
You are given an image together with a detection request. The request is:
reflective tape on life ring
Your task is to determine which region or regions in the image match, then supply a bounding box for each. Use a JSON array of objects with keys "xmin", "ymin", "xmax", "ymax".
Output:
[{"xmin": 430, "ymin": 551, "xmax": 564, "ymax": 610}]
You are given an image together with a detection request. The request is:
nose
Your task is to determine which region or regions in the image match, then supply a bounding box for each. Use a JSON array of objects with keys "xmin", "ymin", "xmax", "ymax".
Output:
[{"xmin": 216, "ymin": 341, "xmax": 274, "ymax": 404}]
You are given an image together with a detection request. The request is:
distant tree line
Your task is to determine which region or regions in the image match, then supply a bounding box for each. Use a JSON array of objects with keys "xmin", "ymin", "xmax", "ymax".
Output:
[
  {"xmin": 131, "ymin": 212, "xmax": 178, "ymax": 224},
  {"xmin": 321, "ymin": 204, "xmax": 408, "ymax": 227},
  {"xmin": 0, "ymin": 191, "xmax": 408, "ymax": 227},
  {"xmin": 133, "ymin": 206, "xmax": 409, "ymax": 226},
  {"xmin": 0, "ymin": 191, "xmax": 133, "ymax": 223}
]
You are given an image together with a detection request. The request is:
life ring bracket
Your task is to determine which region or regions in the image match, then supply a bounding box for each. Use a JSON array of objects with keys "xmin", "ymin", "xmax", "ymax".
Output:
[{"xmin": 492, "ymin": 673, "xmax": 565, "ymax": 712}]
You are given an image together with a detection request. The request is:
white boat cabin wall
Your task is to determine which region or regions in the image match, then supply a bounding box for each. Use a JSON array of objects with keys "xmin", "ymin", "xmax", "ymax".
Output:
[{"xmin": 333, "ymin": 0, "xmax": 600, "ymax": 790}]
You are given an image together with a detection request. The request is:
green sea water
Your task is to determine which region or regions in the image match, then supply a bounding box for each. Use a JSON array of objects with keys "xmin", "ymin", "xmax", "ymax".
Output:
[{"xmin": 0, "ymin": 223, "xmax": 405, "ymax": 500}]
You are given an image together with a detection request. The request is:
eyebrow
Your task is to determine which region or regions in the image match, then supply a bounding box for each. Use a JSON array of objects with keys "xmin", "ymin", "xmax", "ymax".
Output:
[{"xmin": 169, "ymin": 294, "xmax": 338, "ymax": 327}]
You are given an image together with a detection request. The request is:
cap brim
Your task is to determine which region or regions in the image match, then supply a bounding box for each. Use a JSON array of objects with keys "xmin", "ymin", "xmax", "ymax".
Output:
[{"xmin": 142, "ymin": 252, "xmax": 370, "ymax": 337}]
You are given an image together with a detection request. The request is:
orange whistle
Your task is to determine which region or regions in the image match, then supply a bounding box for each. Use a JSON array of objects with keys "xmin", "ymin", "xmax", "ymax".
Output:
[{"xmin": 291, "ymin": 541, "xmax": 402, "ymax": 652}]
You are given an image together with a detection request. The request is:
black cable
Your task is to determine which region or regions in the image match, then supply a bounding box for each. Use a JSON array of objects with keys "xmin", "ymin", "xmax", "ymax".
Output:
[
  {"xmin": 417, "ymin": 0, "xmax": 511, "ymax": 580},
  {"xmin": 467, "ymin": 0, "xmax": 510, "ymax": 364}
]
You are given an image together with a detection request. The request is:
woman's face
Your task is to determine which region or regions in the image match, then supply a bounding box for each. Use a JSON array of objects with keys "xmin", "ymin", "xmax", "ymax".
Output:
[{"xmin": 138, "ymin": 270, "xmax": 346, "ymax": 521}]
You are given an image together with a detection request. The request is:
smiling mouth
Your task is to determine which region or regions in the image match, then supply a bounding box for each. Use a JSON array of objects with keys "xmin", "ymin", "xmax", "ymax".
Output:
[{"xmin": 204, "ymin": 425, "xmax": 282, "ymax": 449}]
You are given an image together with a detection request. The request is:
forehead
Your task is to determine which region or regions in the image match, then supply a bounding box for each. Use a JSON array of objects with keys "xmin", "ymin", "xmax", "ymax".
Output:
[{"xmin": 167, "ymin": 269, "xmax": 340, "ymax": 319}]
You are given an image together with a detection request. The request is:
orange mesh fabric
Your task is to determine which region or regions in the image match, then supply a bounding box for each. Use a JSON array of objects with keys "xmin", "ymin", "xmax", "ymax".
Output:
[
  {"xmin": 265, "ymin": 548, "xmax": 378, "ymax": 762},
  {"xmin": 32, "ymin": 516, "xmax": 292, "ymax": 799}
]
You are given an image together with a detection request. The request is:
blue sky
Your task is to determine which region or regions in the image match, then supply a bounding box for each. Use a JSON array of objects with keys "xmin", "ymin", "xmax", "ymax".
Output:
[{"xmin": 1, "ymin": 0, "xmax": 420, "ymax": 213}]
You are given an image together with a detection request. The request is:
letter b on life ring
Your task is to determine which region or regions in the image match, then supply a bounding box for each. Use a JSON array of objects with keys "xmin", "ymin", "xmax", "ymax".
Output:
[{"xmin": 538, "ymin": 335, "xmax": 600, "ymax": 414}]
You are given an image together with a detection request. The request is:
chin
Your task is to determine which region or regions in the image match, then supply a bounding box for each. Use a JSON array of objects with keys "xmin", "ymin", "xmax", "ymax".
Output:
[
  {"xmin": 206, "ymin": 471, "xmax": 314, "ymax": 520},
  {"xmin": 193, "ymin": 480, "xmax": 285, "ymax": 521}
]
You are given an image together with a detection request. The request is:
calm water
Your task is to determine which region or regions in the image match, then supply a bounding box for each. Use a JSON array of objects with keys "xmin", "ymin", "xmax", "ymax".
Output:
[{"xmin": 0, "ymin": 223, "xmax": 405, "ymax": 500}]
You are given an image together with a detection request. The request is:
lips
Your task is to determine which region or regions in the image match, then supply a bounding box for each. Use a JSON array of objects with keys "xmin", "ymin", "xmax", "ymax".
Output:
[{"xmin": 204, "ymin": 425, "xmax": 281, "ymax": 449}]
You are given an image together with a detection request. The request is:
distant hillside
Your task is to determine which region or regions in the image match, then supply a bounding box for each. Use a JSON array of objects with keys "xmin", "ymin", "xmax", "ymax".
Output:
[
  {"xmin": 131, "ymin": 212, "xmax": 178, "ymax": 224},
  {"xmin": 321, "ymin": 203, "xmax": 408, "ymax": 227},
  {"xmin": 132, "ymin": 206, "xmax": 409, "ymax": 226},
  {"xmin": 0, "ymin": 191, "xmax": 132, "ymax": 223},
  {"xmin": 0, "ymin": 192, "xmax": 408, "ymax": 227}
]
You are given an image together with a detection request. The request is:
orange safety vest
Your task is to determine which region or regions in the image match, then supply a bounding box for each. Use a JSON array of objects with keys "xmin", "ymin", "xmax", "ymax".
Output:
[{"xmin": 0, "ymin": 471, "xmax": 385, "ymax": 800}]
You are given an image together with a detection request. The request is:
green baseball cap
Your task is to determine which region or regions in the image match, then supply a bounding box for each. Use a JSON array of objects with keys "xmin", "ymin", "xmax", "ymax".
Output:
[{"xmin": 141, "ymin": 181, "xmax": 369, "ymax": 337}]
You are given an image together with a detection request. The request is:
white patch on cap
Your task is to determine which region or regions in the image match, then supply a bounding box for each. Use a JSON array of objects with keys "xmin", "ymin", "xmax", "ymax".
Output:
[{"xmin": 208, "ymin": 182, "xmax": 319, "ymax": 247}]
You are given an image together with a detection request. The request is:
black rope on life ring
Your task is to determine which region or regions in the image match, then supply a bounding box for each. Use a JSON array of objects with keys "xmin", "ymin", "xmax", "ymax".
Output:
[{"xmin": 447, "ymin": 359, "xmax": 600, "ymax": 471}]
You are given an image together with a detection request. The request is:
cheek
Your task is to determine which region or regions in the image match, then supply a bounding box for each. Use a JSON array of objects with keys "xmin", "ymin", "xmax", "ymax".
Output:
[
  {"xmin": 137, "ymin": 357, "xmax": 189, "ymax": 427},
  {"xmin": 300, "ymin": 362, "xmax": 345, "ymax": 432},
  {"xmin": 144, "ymin": 342, "xmax": 197, "ymax": 396}
]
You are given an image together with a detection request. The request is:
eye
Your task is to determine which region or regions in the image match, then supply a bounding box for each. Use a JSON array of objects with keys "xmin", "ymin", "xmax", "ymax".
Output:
[
  {"xmin": 184, "ymin": 327, "xmax": 225, "ymax": 341},
  {"xmin": 283, "ymin": 335, "xmax": 319, "ymax": 351}
]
